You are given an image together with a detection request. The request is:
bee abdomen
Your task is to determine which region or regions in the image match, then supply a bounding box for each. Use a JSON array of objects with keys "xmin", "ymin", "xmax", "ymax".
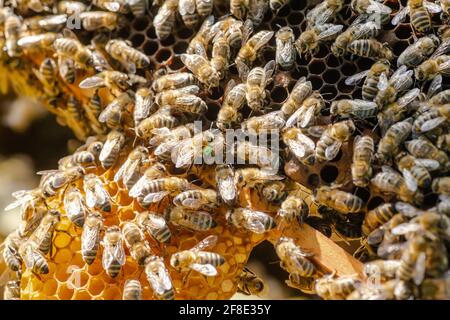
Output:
[
  {"xmin": 82, "ymin": 249, "xmax": 98, "ymax": 265},
  {"xmin": 411, "ymin": 8, "xmax": 432, "ymax": 33},
  {"xmin": 149, "ymin": 226, "xmax": 171, "ymax": 243},
  {"xmin": 362, "ymin": 76, "xmax": 380, "ymax": 101},
  {"xmin": 199, "ymin": 252, "xmax": 225, "ymax": 267}
]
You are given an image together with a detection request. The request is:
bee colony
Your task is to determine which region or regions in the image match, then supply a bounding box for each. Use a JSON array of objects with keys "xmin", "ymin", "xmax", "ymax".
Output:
[{"xmin": 0, "ymin": 0, "xmax": 449, "ymax": 300}]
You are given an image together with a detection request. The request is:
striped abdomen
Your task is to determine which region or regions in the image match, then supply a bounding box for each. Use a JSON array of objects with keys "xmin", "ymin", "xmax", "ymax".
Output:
[
  {"xmin": 198, "ymin": 252, "xmax": 225, "ymax": 267},
  {"xmin": 362, "ymin": 203, "xmax": 396, "ymax": 236},
  {"xmin": 410, "ymin": 7, "xmax": 432, "ymax": 33},
  {"xmin": 291, "ymin": 255, "xmax": 316, "ymax": 277},
  {"xmin": 362, "ymin": 73, "xmax": 382, "ymax": 101},
  {"xmin": 315, "ymin": 133, "xmax": 335, "ymax": 161},
  {"xmin": 147, "ymin": 225, "xmax": 171, "ymax": 244}
]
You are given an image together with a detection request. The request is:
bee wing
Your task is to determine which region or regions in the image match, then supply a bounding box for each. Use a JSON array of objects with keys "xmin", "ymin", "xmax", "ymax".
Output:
[
  {"xmin": 155, "ymin": 140, "xmax": 178, "ymax": 156},
  {"xmin": 154, "ymin": 3, "xmax": 175, "ymax": 25},
  {"xmin": 64, "ymin": 194, "xmax": 82, "ymax": 217},
  {"xmin": 420, "ymin": 117, "xmax": 446, "ymax": 132},
  {"xmin": 85, "ymin": 188, "xmax": 96, "ymax": 208},
  {"xmin": 438, "ymin": 60, "xmax": 450, "ymax": 75},
  {"xmin": 114, "ymin": 158, "xmax": 130, "ymax": 182},
  {"xmin": 397, "ymin": 88, "xmax": 420, "ymax": 107},
  {"xmin": 390, "ymin": 65, "xmax": 413, "ymax": 91},
  {"xmin": 306, "ymin": 125, "xmax": 326, "ymax": 138},
  {"xmin": 430, "ymin": 39, "xmax": 450, "ymax": 59},
  {"xmin": 427, "ymin": 75, "xmax": 442, "ymax": 98},
  {"xmin": 414, "ymin": 158, "xmax": 440, "ymax": 171},
  {"xmin": 177, "ymin": 197, "xmax": 203, "ymax": 210},
  {"xmin": 178, "ymin": 0, "xmax": 196, "ymax": 15},
  {"xmin": 152, "ymin": 263, "xmax": 173, "ymax": 293},
  {"xmin": 317, "ymin": 24, "xmax": 343, "ymax": 40},
  {"xmin": 192, "ymin": 235, "xmax": 218, "ymax": 251},
  {"xmin": 391, "ymin": 222, "xmax": 421, "ymax": 235},
  {"xmin": 377, "ymin": 242, "xmax": 406, "ymax": 259},
  {"xmin": 377, "ymin": 72, "xmax": 389, "ymax": 91},
  {"xmin": 251, "ymin": 31, "xmax": 274, "ymax": 52},
  {"xmin": 263, "ymin": 60, "xmax": 276, "ymax": 86},
  {"xmin": 367, "ymin": 1, "xmax": 392, "ymax": 14},
  {"xmin": 218, "ymin": 177, "xmax": 236, "ymax": 203},
  {"xmin": 99, "ymin": 138, "xmax": 120, "ymax": 164},
  {"xmin": 236, "ymin": 60, "xmax": 250, "ymax": 81},
  {"xmin": 367, "ymin": 228, "xmax": 385, "ymax": 246},
  {"xmin": 391, "ymin": 6, "xmax": 409, "ymax": 25},
  {"xmin": 424, "ymin": 1, "xmax": 442, "ymax": 13},
  {"xmin": 308, "ymin": 7, "xmax": 334, "ymax": 25},
  {"xmin": 175, "ymin": 141, "xmax": 194, "ymax": 168},
  {"xmin": 36, "ymin": 169, "xmax": 59, "ymax": 175},
  {"xmin": 143, "ymin": 191, "xmax": 170, "ymax": 204},
  {"xmin": 102, "ymin": 244, "xmax": 113, "ymax": 270},
  {"xmin": 395, "ymin": 202, "xmax": 423, "ymax": 217},
  {"xmin": 413, "ymin": 252, "xmax": 427, "ymax": 285},
  {"xmin": 223, "ymin": 79, "xmax": 237, "ymax": 98},
  {"xmin": 79, "ymin": 76, "xmax": 106, "ymax": 89},
  {"xmin": 401, "ymin": 168, "xmax": 418, "ymax": 192},
  {"xmin": 287, "ymin": 139, "xmax": 306, "ymax": 158},
  {"xmin": 23, "ymin": 245, "xmax": 36, "ymax": 270},
  {"xmin": 40, "ymin": 14, "xmax": 68, "ymax": 27},
  {"xmin": 242, "ymin": 19, "xmax": 254, "ymax": 44},
  {"xmin": 82, "ymin": 226, "xmax": 100, "ymax": 251},
  {"xmin": 145, "ymin": 213, "xmax": 168, "ymax": 229},
  {"xmin": 345, "ymin": 70, "xmax": 370, "ymax": 86},
  {"xmin": 113, "ymin": 242, "xmax": 126, "ymax": 266},
  {"xmin": 94, "ymin": 184, "xmax": 109, "ymax": 204},
  {"xmin": 285, "ymin": 106, "xmax": 305, "ymax": 127},
  {"xmin": 324, "ymin": 141, "xmax": 342, "ymax": 160},
  {"xmin": 129, "ymin": 176, "xmax": 146, "ymax": 197},
  {"xmin": 190, "ymin": 263, "xmax": 218, "ymax": 276},
  {"xmin": 103, "ymin": 1, "xmax": 121, "ymax": 12}
]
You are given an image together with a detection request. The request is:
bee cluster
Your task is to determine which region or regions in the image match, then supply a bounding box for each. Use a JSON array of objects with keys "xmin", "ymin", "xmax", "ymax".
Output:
[{"xmin": 0, "ymin": 0, "xmax": 449, "ymax": 300}]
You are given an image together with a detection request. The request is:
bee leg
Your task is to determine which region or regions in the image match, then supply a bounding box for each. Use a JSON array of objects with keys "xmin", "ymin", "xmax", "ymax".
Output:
[{"xmin": 182, "ymin": 270, "xmax": 192, "ymax": 286}]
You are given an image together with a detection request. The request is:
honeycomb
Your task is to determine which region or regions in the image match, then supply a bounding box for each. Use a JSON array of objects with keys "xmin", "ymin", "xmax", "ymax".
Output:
[{"xmin": 0, "ymin": 0, "xmax": 448, "ymax": 300}]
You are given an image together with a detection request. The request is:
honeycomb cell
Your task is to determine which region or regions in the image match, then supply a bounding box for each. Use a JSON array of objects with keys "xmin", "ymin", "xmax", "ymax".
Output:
[
  {"xmin": 307, "ymin": 173, "xmax": 320, "ymax": 188},
  {"xmin": 143, "ymin": 41, "xmax": 158, "ymax": 56},
  {"xmin": 353, "ymin": 187, "xmax": 371, "ymax": 203},
  {"xmin": 73, "ymin": 290, "xmax": 92, "ymax": 300},
  {"xmin": 160, "ymin": 35, "xmax": 176, "ymax": 47},
  {"xmin": 395, "ymin": 24, "xmax": 413, "ymax": 40},
  {"xmin": 320, "ymin": 165, "xmax": 339, "ymax": 183},
  {"xmin": 88, "ymin": 277, "xmax": 106, "ymax": 296},
  {"xmin": 173, "ymin": 41, "xmax": 188, "ymax": 54},
  {"xmin": 177, "ymin": 27, "xmax": 194, "ymax": 39},
  {"xmin": 133, "ymin": 17, "xmax": 149, "ymax": 31},
  {"xmin": 308, "ymin": 60, "xmax": 326, "ymax": 75},
  {"xmin": 43, "ymin": 278, "xmax": 58, "ymax": 296},
  {"xmin": 156, "ymin": 49, "xmax": 172, "ymax": 63},
  {"xmin": 367, "ymin": 197, "xmax": 385, "ymax": 210},
  {"xmin": 103, "ymin": 287, "xmax": 121, "ymax": 300},
  {"xmin": 54, "ymin": 248, "xmax": 73, "ymax": 264},
  {"xmin": 130, "ymin": 34, "xmax": 145, "ymax": 48},
  {"xmin": 270, "ymin": 86, "xmax": 288, "ymax": 103},
  {"xmin": 87, "ymin": 262, "xmax": 104, "ymax": 277},
  {"xmin": 54, "ymin": 231, "xmax": 72, "ymax": 249}
]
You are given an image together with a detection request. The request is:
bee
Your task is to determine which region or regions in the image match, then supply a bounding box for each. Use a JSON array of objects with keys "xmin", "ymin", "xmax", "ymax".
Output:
[
  {"xmin": 99, "ymin": 130, "xmax": 125, "ymax": 169},
  {"xmin": 330, "ymin": 99, "xmax": 378, "ymax": 120},
  {"xmin": 79, "ymin": 71, "xmax": 133, "ymax": 96},
  {"xmin": 81, "ymin": 211, "xmax": 103, "ymax": 265},
  {"xmin": 364, "ymin": 259, "xmax": 402, "ymax": 279},
  {"xmin": 351, "ymin": 135, "xmax": 374, "ymax": 187},
  {"xmin": 331, "ymin": 21, "xmax": 380, "ymax": 57},
  {"xmin": 122, "ymin": 221, "xmax": 151, "ymax": 266},
  {"xmin": 125, "ymin": 0, "xmax": 147, "ymax": 16},
  {"xmin": 371, "ymin": 166, "xmax": 423, "ymax": 205},
  {"xmin": 405, "ymin": 138, "xmax": 449, "ymax": 172},
  {"xmin": 152, "ymin": 72, "xmax": 196, "ymax": 93},
  {"xmin": 396, "ymin": 153, "xmax": 439, "ymax": 189},
  {"xmin": 31, "ymin": 57, "xmax": 59, "ymax": 97},
  {"xmin": 38, "ymin": 166, "xmax": 85, "ymax": 198},
  {"xmin": 123, "ymin": 279, "xmax": 142, "ymax": 300},
  {"xmin": 275, "ymin": 237, "xmax": 316, "ymax": 277},
  {"xmin": 234, "ymin": 167, "xmax": 284, "ymax": 189},
  {"xmin": 135, "ymin": 176, "xmax": 191, "ymax": 205},
  {"xmin": 285, "ymin": 92, "xmax": 325, "ymax": 128},
  {"xmin": 395, "ymin": 235, "xmax": 428, "ymax": 285},
  {"xmin": 397, "ymin": 35, "xmax": 441, "ymax": 68},
  {"xmin": 210, "ymin": 16, "xmax": 244, "ymax": 49},
  {"xmin": 347, "ymin": 39, "xmax": 393, "ymax": 61},
  {"xmin": 79, "ymin": 11, "xmax": 122, "ymax": 31},
  {"xmin": 1, "ymin": 230, "xmax": 23, "ymax": 272},
  {"xmin": 19, "ymin": 242, "xmax": 49, "ymax": 274},
  {"xmin": 173, "ymin": 189, "xmax": 218, "ymax": 210},
  {"xmin": 63, "ymin": 186, "xmax": 87, "ymax": 227},
  {"xmin": 180, "ymin": 54, "xmax": 220, "ymax": 88},
  {"xmin": 278, "ymin": 191, "xmax": 309, "ymax": 225},
  {"xmin": 315, "ymin": 120, "xmax": 355, "ymax": 162},
  {"xmin": 351, "ymin": 0, "xmax": 392, "ymax": 23},
  {"xmin": 155, "ymin": 86, "xmax": 207, "ymax": 115},
  {"xmin": 187, "ymin": 15, "xmax": 214, "ymax": 56},
  {"xmin": 415, "ymin": 55, "xmax": 450, "ymax": 81},
  {"xmin": 27, "ymin": 210, "xmax": 60, "ymax": 254},
  {"xmin": 230, "ymin": 0, "xmax": 247, "ymax": 19},
  {"xmin": 432, "ymin": 177, "xmax": 450, "ymax": 196},
  {"xmin": 114, "ymin": 146, "xmax": 150, "ymax": 190},
  {"xmin": 282, "ymin": 127, "xmax": 316, "ymax": 166},
  {"xmin": 295, "ymin": 24, "xmax": 343, "ymax": 59},
  {"xmin": 83, "ymin": 90, "xmax": 105, "ymax": 133},
  {"xmin": 236, "ymin": 29, "xmax": 274, "ymax": 76},
  {"xmin": 3, "ymin": 280, "xmax": 21, "ymax": 300},
  {"xmin": 377, "ymin": 118, "xmax": 413, "ymax": 162},
  {"xmin": 93, "ymin": 0, "xmax": 129, "ymax": 13},
  {"xmin": 280, "ymin": 78, "xmax": 312, "ymax": 118},
  {"xmin": 217, "ymin": 80, "xmax": 247, "ymax": 130},
  {"xmin": 306, "ymin": 0, "xmax": 345, "ymax": 26},
  {"xmin": 170, "ymin": 235, "xmax": 224, "ymax": 276},
  {"xmin": 105, "ymin": 39, "xmax": 150, "ymax": 73},
  {"xmin": 314, "ymin": 186, "xmax": 363, "ymax": 214},
  {"xmin": 428, "ymin": 88, "xmax": 450, "ymax": 105},
  {"xmin": 167, "ymin": 206, "xmax": 216, "ymax": 231},
  {"xmin": 246, "ymin": 0, "xmax": 269, "ymax": 27},
  {"xmin": 17, "ymin": 32, "xmax": 60, "ymax": 52},
  {"xmin": 58, "ymin": 57, "xmax": 76, "ymax": 84},
  {"xmin": 194, "ymin": 0, "xmax": 213, "ymax": 16},
  {"xmin": 128, "ymin": 163, "xmax": 167, "ymax": 197},
  {"xmin": 215, "ymin": 165, "xmax": 237, "ymax": 206},
  {"xmin": 270, "ymin": 0, "xmax": 288, "ymax": 12},
  {"xmin": 236, "ymin": 140, "xmax": 279, "ymax": 170},
  {"xmin": 362, "ymin": 203, "xmax": 397, "ymax": 236},
  {"xmin": 275, "ymin": 26, "xmax": 296, "ymax": 70},
  {"xmin": 153, "ymin": 0, "xmax": 178, "ymax": 40},
  {"xmin": 345, "ymin": 60, "xmax": 390, "ymax": 101},
  {"xmin": 4, "ymin": 14, "xmax": 21, "ymax": 57},
  {"xmin": 226, "ymin": 208, "xmax": 276, "ymax": 233},
  {"xmin": 83, "ymin": 174, "xmax": 112, "ymax": 212},
  {"xmin": 57, "ymin": 1, "xmax": 88, "ymax": 15},
  {"xmin": 237, "ymin": 267, "xmax": 267, "ymax": 297},
  {"xmin": 53, "ymin": 29, "xmax": 93, "ymax": 67},
  {"xmin": 178, "ymin": 0, "xmax": 199, "ymax": 29},
  {"xmin": 240, "ymin": 60, "xmax": 276, "ymax": 112},
  {"xmin": 315, "ymin": 274, "xmax": 361, "ymax": 300},
  {"xmin": 437, "ymin": 133, "xmax": 450, "ymax": 152},
  {"xmin": 260, "ymin": 181, "xmax": 287, "ymax": 204},
  {"xmin": 133, "ymin": 87, "xmax": 156, "ymax": 127},
  {"xmin": 241, "ymin": 111, "xmax": 285, "ymax": 133},
  {"xmin": 392, "ymin": 0, "xmax": 442, "ymax": 34},
  {"xmin": 144, "ymin": 255, "xmax": 175, "ymax": 300},
  {"xmin": 101, "ymin": 226, "xmax": 126, "ymax": 278},
  {"xmin": 136, "ymin": 211, "xmax": 171, "ymax": 244},
  {"xmin": 211, "ymin": 36, "xmax": 231, "ymax": 79},
  {"xmin": 152, "ymin": 125, "xmax": 195, "ymax": 160},
  {"xmin": 286, "ymin": 273, "xmax": 316, "ymax": 295},
  {"xmin": 136, "ymin": 107, "xmax": 179, "ymax": 140}
]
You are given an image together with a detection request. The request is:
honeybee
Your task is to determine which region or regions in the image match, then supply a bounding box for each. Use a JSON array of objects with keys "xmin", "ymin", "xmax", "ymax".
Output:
[
  {"xmin": 437, "ymin": 133, "xmax": 450, "ymax": 152},
  {"xmin": 173, "ymin": 189, "xmax": 218, "ymax": 210},
  {"xmin": 364, "ymin": 259, "xmax": 402, "ymax": 279},
  {"xmin": 217, "ymin": 80, "xmax": 247, "ymax": 130},
  {"xmin": 3, "ymin": 280, "xmax": 21, "ymax": 300},
  {"xmin": 167, "ymin": 206, "xmax": 216, "ymax": 231},
  {"xmin": 230, "ymin": 0, "xmax": 247, "ymax": 19},
  {"xmin": 101, "ymin": 226, "xmax": 126, "ymax": 278},
  {"xmin": 215, "ymin": 165, "xmax": 237, "ymax": 205},
  {"xmin": 405, "ymin": 138, "xmax": 449, "ymax": 172},
  {"xmin": 79, "ymin": 71, "xmax": 135, "ymax": 96},
  {"xmin": 83, "ymin": 174, "xmax": 112, "ymax": 212},
  {"xmin": 415, "ymin": 55, "xmax": 450, "ymax": 81},
  {"xmin": 285, "ymin": 92, "xmax": 325, "ymax": 128},
  {"xmin": 428, "ymin": 88, "xmax": 450, "ymax": 105},
  {"xmin": 277, "ymin": 190, "xmax": 309, "ymax": 225},
  {"xmin": 180, "ymin": 53, "xmax": 220, "ymax": 88},
  {"xmin": 98, "ymin": 91, "xmax": 133, "ymax": 129},
  {"xmin": 123, "ymin": 279, "xmax": 142, "ymax": 300},
  {"xmin": 136, "ymin": 107, "xmax": 179, "ymax": 139},
  {"xmin": 237, "ymin": 267, "xmax": 267, "ymax": 297},
  {"xmin": 81, "ymin": 211, "xmax": 103, "ymax": 264},
  {"xmin": 236, "ymin": 29, "xmax": 274, "ymax": 76},
  {"xmin": 99, "ymin": 130, "xmax": 126, "ymax": 169},
  {"xmin": 155, "ymin": 86, "xmax": 207, "ymax": 115},
  {"xmin": 170, "ymin": 235, "xmax": 224, "ymax": 276},
  {"xmin": 345, "ymin": 60, "xmax": 390, "ymax": 101},
  {"xmin": 260, "ymin": 181, "xmax": 287, "ymax": 204},
  {"xmin": 128, "ymin": 163, "xmax": 167, "ymax": 197},
  {"xmin": 152, "ymin": 125, "xmax": 194, "ymax": 160},
  {"xmin": 122, "ymin": 221, "xmax": 151, "ymax": 265},
  {"xmin": 58, "ymin": 56, "xmax": 76, "ymax": 84},
  {"xmin": 93, "ymin": 0, "xmax": 129, "ymax": 13},
  {"xmin": 432, "ymin": 177, "xmax": 450, "ymax": 196},
  {"xmin": 241, "ymin": 111, "xmax": 285, "ymax": 133},
  {"xmin": 178, "ymin": 0, "xmax": 199, "ymax": 28},
  {"xmin": 17, "ymin": 32, "xmax": 59, "ymax": 52},
  {"xmin": 63, "ymin": 186, "xmax": 87, "ymax": 227},
  {"xmin": 26, "ymin": 210, "xmax": 60, "ymax": 255},
  {"xmin": 351, "ymin": 135, "xmax": 374, "ymax": 187},
  {"xmin": 371, "ymin": 166, "xmax": 423, "ymax": 205},
  {"xmin": 38, "ymin": 166, "xmax": 85, "ymax": 198},
  {"xmin": 211, "ymin": 36, "xmax": 231, "ymax": 79},
  {"xmin": 282, "ymin": 127, "xmax": 316, "ymax": 166},
  {"xmin": 105, "ymin": 39, "xmax": 150, "ymax": 73},
  {"xmin": 361, "ymin": 203, "xmax": 397, "ymax": 236},
  {"xmin": 275, "ymin": 26, "xmax": 296, "ymax": 70},
  {"xmin": 187, "ymin": 15, "xmax": 214, "ymax": 56},
  {"xmin": 57, "ymin": 1, "xmax": 88, "ymax": 15},
  {"xmin": 144, "ymin": 255, "xmax": 175, "ymax": 300},
  {"xmin": 330, "ymin": 99, "xmax": 378, "ymax": 119},
  {"xmin": 396, "ymin": 153, "xmax": 439, "ymax": 189},
  {"xmin": 19, "ymin": 242, "xmax": 49, "ymax": 274},
  {"xmin": 315, "ymin": 120, "xmax": 355, "ymax": 162},
  {"xmin": 314, "ymin": 186, "xmax": 363, "ymax": 214},
  {"xmin": 240, "ymin": 60, "xmax": 275, "ymax": 112},
  {"xmin": 236, "ymin": 140, "xmax": 279, "ymax": 170},
  {"xmin": 286, "ymin": 273, "xmax": 316, "ymax": 294},
  {"xmin": 331, "ymin": 21, "xmax": 380, "ymax": 57},
  {"xmin": 306, "ymin": 0, "xmax": 345, "ymax": 26},
  {"xmin": 315, "ymin": 274, "xmax": 361, "ymax": 300},
  {"xmin": 347, "ymin": 39, "xmax": 393, "ymax": 61},
  {"xmin": 226, "ymin": 208, "xmax": 276, "ymax": 233},
  {"xmin": 136, "ymin": 176, "xmax": 192, "ymax": 205},
  {"xmin": 351, "ymin": 0, "xmax": 392, "ymax": 23},
  {"xmin": 234, "ymin": 167, "xmax": 285, "ymax": 189},
  {"xmin": 84, "ymin": 90, "xmax": 105, "ymax": 133},
  {"xmin": 195, "ymin": 0, "xmax": 213, "ymax": 17},
  {"xmin": 247, "ymin": 0, "xmax": 269, "ymax": 27},
  {"xmin": 275, "ymin": 237, "xmax": 316, "ymax": 277},
  {"xmin": 295, "ymin": 24, "xmax": 343, "ymax": 59},
  {"xmin": 1, "ymin": 230, "xmax": 23, "ymax": 272},
  {"xmin": 210, "ymin": 16, "xmax": 244, "ymax": 49},
  {"xmin": 133, "ymin": 87, "xmax": 156, "ymax": 127},
  {"xmin": 79, "ymin": 11, "xmax": 123, "ymax": 31},
  {"xmin": 392, "ymin": 0, "xmax": 442, "ymax": 34},
  {"xmin": 377, "ymin": 118, "xmax": 413, "ymax": 162},
  {"xmin": 153, "ymin": 0, "xmax": 178, "ymax": 40},
  {"xmin": 31, "ymin": 57, "xmax": 59, "ymax": 97},
  {"xmin": 280, "ymin": 79, "xmax": 312, "ymax": 117},
  {"xmin": 53, "ymin": 29, "xmax": 93, "ymax": 67},
  {"xmin": 136, "ymin": 211, "xmax": 171, "ymax": 244},
  {"xmin": 397, "ymin": 35, "xmax": 441, "ymax": 68},
  {"xmin": 395, "ymin": 235, "xmax": 428, "ymax": 285},
  {"xmin": 4, "ymin": 14, "xmax": 21, "ymax": 57},
  {"xmin": 114, "ymin": 146, "xmax": 150, "ymax": 190},
  {"xmin": 152, "ymin": 72, "xmax": 197, "ymax": 92}
]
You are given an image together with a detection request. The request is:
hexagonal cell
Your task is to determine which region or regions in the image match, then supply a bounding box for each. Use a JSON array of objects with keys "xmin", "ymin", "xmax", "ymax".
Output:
[
  {"xmin": 88, "ymin": 277, "xmax": 106, "ymax": 296},
  {"xmin": 72, "ymin": 290, "xmax": 92, "ymax": 300},
  {"xmin": 43, "ymin": 278, "xmax": 58, "ymax": 297},
  {"xmin": 133, "ymin": 17, "xmax": 150, "ymax": 32},
  {"xmin": 130, "ymin": 33, "xmax": 145, "ymax": 48},
  {"xmin": 57, "ymin": 284, "xmax": 74, "ymax": 300},
  {"xmin": 143, "ymin": 40, "xmax": 159, "ymax": 56},
  {"xmin": 270, "ymin": 86, "xmax": 288, "ymax": 103},
  {"xmin": 320, "ymin": 165, "xmax": 339, "ymax": 183}
]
